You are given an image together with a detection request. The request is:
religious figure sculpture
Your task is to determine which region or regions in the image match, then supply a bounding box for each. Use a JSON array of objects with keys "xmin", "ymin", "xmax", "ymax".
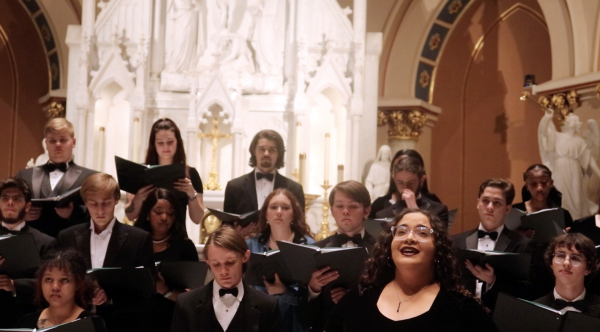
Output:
[
  {"xmin": 365, "ymin": 145, "xmax": 392, "ymax": 201},
  {"xmin": 26, "ymin": 138, "xmax": 49, "ymax": 168},
  {"xmin": 538, "ymin": 109, "xmax": 600, "ymax": 219},
  {"xmin": 164, "ymin": 0, "xmax": 200, "ymax": 73},
  {"xmin": 248, "ymin": 0, "xmax": 279, "ymax": 75}
]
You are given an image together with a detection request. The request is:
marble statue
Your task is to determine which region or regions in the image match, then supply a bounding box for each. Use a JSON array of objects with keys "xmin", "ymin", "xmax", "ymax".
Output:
[
  {"xmin": 164, "ymin": 0, "xmax": 200, "ymax": 73},
  {"xmin": 248, "ymin": 0, "xmax": 279, "ymax": 75},
  {"xmin": 365, "ymin": 145, "xmax": 392, "ymax": 201},
  {"xmin": 539, "ymin": 109, "xmax": 600, "ymax": 219},
  {"xmin": 26, "ymin": 138, "xmax": 49, "ymax": 168}
]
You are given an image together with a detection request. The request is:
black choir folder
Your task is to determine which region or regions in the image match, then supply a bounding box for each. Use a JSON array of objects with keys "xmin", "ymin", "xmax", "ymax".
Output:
[
  {"xmin": 0, "ymin": 233, "xmax": 41, "ymax": 277},
  {"xmin": 157, "ymin": 261, "xmax": 209, "ymax": 290},
  {"xmin": 455, "ymin": 249, "xmax": 531, "ymax": 280},
  {"xmin": 520, "ymin": 208, "xmax": 566, "ymax": 244},
  {"xmin": 245, "ymin": 250, "xmax": 294, "ymax": 287},
  {"xmin": 31, "ymin": 186, "xmax": 81, "ymax": 208},
  {"xmin": 0, "ymin": 316, "xmax": 107, "ymax": 332},
  {"xmin": 277, "ymin": 241, "xmax": 368, "ymax": 289},
  {"xmin": 114, "ymin": 156, "xmax": 186, "ymax": 194},
  {"xmin": 493, "ymin": 292, "xmax": 600, "ymax": 332},
  {"xmin": 87, "ymin": 267, "xmax": 155, "ymax": 295},
  {"xmin": 207, "ymin": 208, "xmax": 259, "ymax": 227}
]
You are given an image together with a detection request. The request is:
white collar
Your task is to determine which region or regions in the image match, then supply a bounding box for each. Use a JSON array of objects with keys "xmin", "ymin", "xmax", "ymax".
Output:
[
  {"xmin": 554, "ymin": 288, "xmax": 586, "ymax": 302},
  {"xmin": 338, "ymin": 227, "xmax": 366, "ymax": 238},
  {"xmin": 1, "ymin": 221, "xmax": 25, "ymax": 231},
  {"xmin": 478, "ymin": 223, "xmax": 504, "ymax": 237},
  {"xmin": 212, "ymin": 279, "xmax": 244, "ymax": 302},
  {"xmin": 90, "ymin": 218, "xmax": 116, "ymax": 235}
]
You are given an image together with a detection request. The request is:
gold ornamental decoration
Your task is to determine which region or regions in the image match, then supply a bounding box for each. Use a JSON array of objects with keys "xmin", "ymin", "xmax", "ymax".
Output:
[
  {"xmin": 44, "ymin": 101, "xmax": 66, "ymax": 118},
  {"xmin": 377, "ymin": 109, "xmax": 428, "ymax": 141},
  {"xmin": 520, "ymin": 89, "xmax": 580, "ymax": 125},
  {"xmin": 198, "ymin": 119, "xmax": 232, "ymax": 191}
]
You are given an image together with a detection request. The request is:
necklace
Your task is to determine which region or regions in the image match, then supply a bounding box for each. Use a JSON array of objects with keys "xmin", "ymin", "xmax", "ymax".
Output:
[
  {"xmin": 153, "ymin": 235, "xmax": 171, "ymax": 244},
  {"xmin": 269, "ymin": 232, "xmax": 295, "ymax": 249},
  {"xmin": 392, "ymin": 282, "xmax": 432, "ymax": 312}
]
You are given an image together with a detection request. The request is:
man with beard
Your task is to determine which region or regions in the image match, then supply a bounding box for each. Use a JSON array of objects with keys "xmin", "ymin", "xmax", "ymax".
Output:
[
  {"xmin": 376, "ymin": 156, "xmax": 449, "ymax": 224},
  {"xmin": 223, "ymin": 130, "xmax": 304, "ymax": 237},
  {"xmin": 0, "ymin": 177, "xmax": 56, "ymax": 328}
]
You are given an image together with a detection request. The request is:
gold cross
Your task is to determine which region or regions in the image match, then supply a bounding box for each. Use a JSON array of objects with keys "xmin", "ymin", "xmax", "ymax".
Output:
[{"xmin": 198, "ymin": 119, "xmax": 232, "ymax": 191}]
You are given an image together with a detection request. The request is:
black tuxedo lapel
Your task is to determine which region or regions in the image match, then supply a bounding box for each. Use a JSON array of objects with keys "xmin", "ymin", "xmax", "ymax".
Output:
[
  {"xmin": 465, "ymin": 230, "xmax": 478, "ymax": 249},
  {"xmin": 40, "ymin": 172, "xmax": 52, "ymax": 198},
  {"xmin": 195, "ymin": 283, "xmax": 216, "ymax": 331},
  {"xmin": 273, "ymin": 171, "xmax": 286, "ymax": 190},
  {"xmin": 58, "ymin": 167, "xmax": 83, "ymax": 194},
  {"xmin": 242, "ymin": 283, "xmax": 260, "ymax": 332},
  {"xmin": 243, "ymin": 171, "xmax": 259, "ymax": 211},
  {"xmin": 75, "ymin": 227, "xmax": 92, "ymax": 268},
  {"xmin": 103, "ymin": 222, "xmax": 128, "ymax": 267},
  {"xmin": 495, "ymin": 230, "xmax": 511, "ymax": 252},
  {"xmin": 586, "ymin": 296, "xmax": 600, "ymax": 317},
  {"xmin": 31, "ymin": 167, "xmax": 45, "ymax": 198}
]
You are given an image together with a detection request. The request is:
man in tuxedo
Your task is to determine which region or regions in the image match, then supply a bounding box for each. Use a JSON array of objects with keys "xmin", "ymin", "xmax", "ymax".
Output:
[
  {"xmin": 306, "ymin": 181, "xmax": 376, "ymax": 332},
  {"xmin": 57, "ymin": 173, "xmax": 154, "ymax": 332},
  {"xmin": 376, "ymin": 156, "xmax": 448, "ymax": 224},
  {"xmin": 16, "ymin": 118, "xmax": 97, "ymax": 238},
  {"xmin": 0, "ymin": 177, "xmax": 56, "ymax": 328},
  {"xmin": 224, "ymin": 130, "xmax": 304, "ymax": 236},
  {"xmin": 452, "ymin": 178, "xmax": 531, "ymax": 310},
  {"xmin": 170, "ymin": 226, "xmax": 281, "ymax": 332}
]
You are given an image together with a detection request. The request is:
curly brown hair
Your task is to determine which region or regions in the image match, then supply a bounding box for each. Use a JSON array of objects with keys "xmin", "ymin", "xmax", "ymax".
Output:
[
  {"xmin": 361, "ymin": 208, "xmax": 469, "ymax": 297},
  {"xmin": 544, "ymin": 233, "xmax": 598, "ymax": 278},
  {"xmin": 257, "ymin": 188, "xmax": 312, "ymax": 243}
]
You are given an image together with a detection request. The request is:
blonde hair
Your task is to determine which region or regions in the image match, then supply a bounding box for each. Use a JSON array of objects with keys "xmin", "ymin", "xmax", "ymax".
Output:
[
  {"xmin": 80, "ymin": 173, "xmax": 120, "ymax": 202},
  {"xmin": 44, "ymin": 118, "xmax": 75, "ymax": 138}
]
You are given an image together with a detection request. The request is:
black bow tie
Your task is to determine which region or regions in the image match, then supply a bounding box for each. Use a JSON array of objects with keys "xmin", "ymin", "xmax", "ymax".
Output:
[
  {"xmin": 338, "ymin": 234, "xmax": 364, "ymax": 247},
  {"xmin": 0, "ymin": 226, "xmax": 20, "ymax": 236},
  {"xmin": 256, "ymin": 173, "xmax": 274, "ymax": 181},
  {"xmin": 554, "ymin": 299, "xmax": 586, "ymax": 312},
  {"xmin": 219, "ymin": 287, "xmax": 239, "ymax": 297},
  {"xmin": 44, "ymin": 162, "xmax": 69, "ymax": 173},
  {"xmin": 478, "ymin": 230, "xmax": 498, "ymax": 241}
]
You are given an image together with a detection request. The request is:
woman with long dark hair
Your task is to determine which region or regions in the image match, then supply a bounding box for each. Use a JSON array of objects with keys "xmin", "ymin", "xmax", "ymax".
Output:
[
  {"xmin": 326, "ymin": 209, "xmax": 496, "ymax": 332},
  {"xmin": 246, "ymin": 188, "xmax": 314, "ymax": 332},
  {"xmin": 125, "ymin": 118, "xmax": 204, "ymax": 226}
]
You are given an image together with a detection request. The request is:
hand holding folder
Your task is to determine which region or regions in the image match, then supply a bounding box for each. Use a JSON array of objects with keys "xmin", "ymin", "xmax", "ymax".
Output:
[
  {"xmin": 245, "ymin": 250, "xmax": 294, "ymax": 287},
  {"xmin": 520, "ymin": 208, "xmax": 567, "ymax": 244},
  {"xmin": 456, "ymin": 249, "xmax": 531, "ymax": 280},
  {"xmin": 115, "ymin": 156, "xmax": 186, "ymax": 194}
]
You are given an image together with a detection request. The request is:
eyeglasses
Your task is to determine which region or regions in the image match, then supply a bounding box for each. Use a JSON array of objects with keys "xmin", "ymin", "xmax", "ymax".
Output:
[
  {"xmin": 391, "ymin": 225, "xmax": 434, "ymax": 242},
  {"xmin": 553, "ymin": 251, "xmax": 586, "ymax": 267}
]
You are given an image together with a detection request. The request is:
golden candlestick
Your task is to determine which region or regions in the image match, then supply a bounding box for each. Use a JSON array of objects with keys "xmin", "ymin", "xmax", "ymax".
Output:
[
  {"xmin": 292, "ymin": 168, "xmax": 299, "ymax": 182},
  {"xmin": 198, "ymin": 119, "xmax": 232, "ymax": 191},
  {"xmin": 314, "ymin": 181, "xmax": 333, "ymax": 241}
]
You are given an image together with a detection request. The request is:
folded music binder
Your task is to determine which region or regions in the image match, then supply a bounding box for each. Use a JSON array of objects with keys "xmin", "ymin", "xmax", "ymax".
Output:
[
  {"xmin": 87, "ymin": 267, "xmax": 155, "ymax": 295},
  {"xmin": 31, "ymin": 186, "xmax": 81, "ymax": 208},
  {"xmin": 0, "ymin": 233, "xmax": 41, "ymax": 277},
  {"xmin": 245, "ymin": 250, "xmax": 295, "ymax": 287},
  {"xmin": 207, "ymin": 208, "xmax": 259, "ymax": 227},
  {"xmin": 456, "ymin": 249, "xmax": 531, "ymax": 280},
  {"xmin": 521, "ymin": 208, "xmax": 567, "ymax": 244},
  {"xmin": 114, "ymin": 156, "xmax": 186, "ymax": 194},
  {"xmin": 158, "ymin": 261, "xmax": 209, "ymax": 290}
]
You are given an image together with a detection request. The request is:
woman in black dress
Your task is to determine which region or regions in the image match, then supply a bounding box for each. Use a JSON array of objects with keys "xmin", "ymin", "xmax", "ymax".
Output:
[
  {"xmin": 369, "ymin": 149, "xmax": 441, "ymax": 218},
  {"xmin": 326, "ymin": 209, "xmax": 496, "ymax": 332},
  {"xmin": 16, "ymin": 249, "xmax": 101, "ymax": 328},
  {"xmin": 125, "ymin": 118, "xmax": 204, "ymax": 227}
]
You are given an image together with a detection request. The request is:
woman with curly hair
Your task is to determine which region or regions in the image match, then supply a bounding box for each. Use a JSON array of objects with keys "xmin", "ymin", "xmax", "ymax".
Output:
[
  {"xmin": 15, "ymin": 249, "xmax": 100, "ymax": 328},
  {"xmin": 325, "ymin": 209, "xmax": 497, "ymax": 332}
]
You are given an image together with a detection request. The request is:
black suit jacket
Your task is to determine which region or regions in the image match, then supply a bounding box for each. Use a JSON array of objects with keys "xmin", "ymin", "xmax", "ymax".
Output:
[
  {"xmin": 16, "ymin": 163, "xmax": 97, "ymax": 238},
  {"xmin": 375, "ymin": 195, "xmax": 449, "ymax": 224},
  {"xmin": 535, "ymin": 292, "xmax": 600, "ymax": 317},
  {"xmin": 170, "ymin": 281, "xmax": 281, "ymax": 332},
  {"xmin": 0, "ymin": 224, "xmax": 56, "ymax": 328},
  {"xmin": 452, "ymin": 227, "xmax": 531, "ymax": 309},
  {"xmin": 224, "ymin": 170, "xmax": 305, "ymax": 214}
]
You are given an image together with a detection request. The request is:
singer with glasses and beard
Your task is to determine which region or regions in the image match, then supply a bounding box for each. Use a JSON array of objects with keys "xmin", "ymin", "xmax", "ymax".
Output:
[
  {"xmin": 223, "ymin": 130, "xmax": 304, "ymax": 237},
  {"xmin": 0, "ymin": 177, "xmax": 56, "ymax": 328},
  {"xmin": 376, "ymin": 157, "xmax": 448, "ymax": 224}
]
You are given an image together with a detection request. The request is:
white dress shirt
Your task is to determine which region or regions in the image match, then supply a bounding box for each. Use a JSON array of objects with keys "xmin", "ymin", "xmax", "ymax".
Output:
[
  {"xmin": 49, "ymin": 169, "xmax": 64, "ymax": 190},
  {"xmin": 1, "ymin": 221, "xmax": 26, "ymax": 232},
  {"xmin": 212, "ymin": 280, "xmax": 244, "ymax": 331},
  {"xmin": 553, "ymin": 288, "xmax": 586, "ymax": 313},
  {"xmin": 255, "ymin": 169, "xmax": 276, "ymax": 209},
  {"xmin": 339, "ymin": 228, "xmax": 366, "ymax": 248},
  {"xmin": 475, "ymin": 223, "xmax": 504, "ymax": 298},
  {"xmin": 90, "ymin": 218, "xmax": 116, "ymax": 269}
]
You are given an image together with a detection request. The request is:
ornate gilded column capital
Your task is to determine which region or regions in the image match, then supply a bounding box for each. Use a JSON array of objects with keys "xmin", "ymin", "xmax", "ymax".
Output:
[{"xmin": 377, "ymin": 109, "xmax": 427, "ymax": 141}]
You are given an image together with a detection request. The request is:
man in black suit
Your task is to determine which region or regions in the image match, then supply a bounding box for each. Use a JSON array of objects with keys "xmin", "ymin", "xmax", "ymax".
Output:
[
  {"xmin": 376, "ymin": 156, "xmax": 448, "ymax": 224},
  {"xmin": 57, "ymin": 173, "xmax": 154, "ymax": 332},
  {"xmin": 171, "ymin": 226, "xmax": 280, "ymax": 332},
  {"xmin": 16, "ymin": 118, "xmax": 97, "ymax": 238},
  {"xmin": 0, "ymin": 177, "xmax": 56, "ymax": 328},
  {"xmin": 452, "ymin": 178, "xmax": 531, "ymax": 310},
  {"xmin": 305, "ymin": 181, "xmax": 376, "ymax": 332},
  {"xmin": 224, "ymin": 129, "xmax": 304, "ymax": 236}
]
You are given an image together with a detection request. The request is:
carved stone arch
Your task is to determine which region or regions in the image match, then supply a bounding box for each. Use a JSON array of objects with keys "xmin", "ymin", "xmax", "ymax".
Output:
[
  {"xmin": 536, "ymin": 0, "xmax": 574, "ymax": 78},
  {"xmin": 195, "ymin": 75, "xmax": 235, "ymax": 124},
  {"xmin": 306, "ymin": 57, "xmax": 352, "ymax": 105},
  {"xmin": 89, "ymin": 49, "xmax": 135, "ymax": 99}
]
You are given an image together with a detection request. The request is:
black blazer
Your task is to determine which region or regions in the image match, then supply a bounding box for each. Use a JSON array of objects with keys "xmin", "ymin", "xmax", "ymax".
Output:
[
  {"xmin": 535, "ymin": 292, "xmax": 600, "ymax": 317},
  {"xmin": 224, "ymin": 170, "xmax": 305, "ymax": 214},
  {"xmin": 16, "ymin": 163, "xmax": 97, "ymax": 238},
  {"xmin": 375, "ymin": 195, "xmax": 449, "ymax": 224},
  {"xmin": 452, "ymin": 227, "xmax": 531, "ymax": 309},
  {"xmin": 170, "ymin": 281, "xmax": 281, "ymax": 332}
]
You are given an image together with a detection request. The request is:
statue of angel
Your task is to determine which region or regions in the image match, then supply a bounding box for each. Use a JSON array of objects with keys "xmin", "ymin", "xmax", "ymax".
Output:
[
  {"xmin": 164, "ymin": 0, "xmax": 200, "ymax": 73},
  {"xmin": 365, "ymin": 145, "xmax": 392, "ymax": 201},
  {"xmin": 538, "ymin": 109, "xmax": 600, "ymax": 219}
]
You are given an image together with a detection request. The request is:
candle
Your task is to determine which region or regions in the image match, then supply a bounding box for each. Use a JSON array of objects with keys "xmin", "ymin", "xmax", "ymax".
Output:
[
  {"xmin": 132, "ymin": 117, "xmax": 140, "ymax": 162},
  {"xmin": 299, "ymin": 153, "xmax": 307, "ymax": 189},
  {"xmin": 295, "ymin": 122, "xmax": 302, "ymax": 170},
  {"xmin": 324, "ymin": 133, "xmax": 330, "ymax": 183},
  {"xmin": 97, "ymin": 127, "xmax": 105, "ymax": 171},
  {"xmin": 338, "ymin": 164, "xmax": 344, "ymax": 183}
]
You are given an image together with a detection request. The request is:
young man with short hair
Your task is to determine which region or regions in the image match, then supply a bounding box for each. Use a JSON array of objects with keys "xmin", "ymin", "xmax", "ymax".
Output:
[
  {"xmin": 170, "ymin": 226, "xmax": 281, "ymax": 332},
  {"xmin": 376, "ymin": 157, "xmax": 448, "ymax": 224},
  {"xmin": 57, "ymin": 173, "xmax": 154, "ymax": 332},
  {"xmin": 16, "ymin": 118, "xmax": 97, "ymax": 238},
  {"xmin": 0, "ymin": 177, "xmax": 56, "ymax": 328},
  {"xmin": 452, "ymin": 178, "xmax": 531, "ymax": 310}
]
